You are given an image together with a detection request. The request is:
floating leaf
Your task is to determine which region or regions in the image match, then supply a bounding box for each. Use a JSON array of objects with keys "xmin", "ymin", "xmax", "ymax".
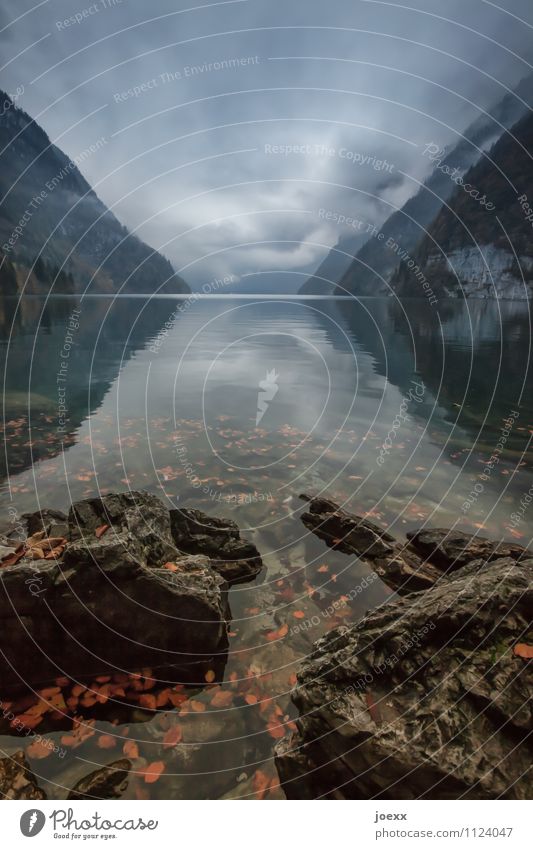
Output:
[
  {"xmin": 139, "ymin": 693, "xmax": 157, "ymax": 710},
  {"xmin": 210, "ymin": 689, "xmax": 233, "ymax": 708},
  {"xmin": 123, "ymin": 740, "xmax": 139, "ymax": 759},
  {"xmin": 162, "ymin": 725, "xmax": 183, "ymax": 748},
  {"xmin": 144, "ymin": 761, "xmax": 165, "ymax": 784},
  {"xmin": 26, "ymin": 738, "xmax": 54, "ymax": 759},
  {"xmin": 97, "ymin": 734, "xmax": 116, "ymax": 749}
]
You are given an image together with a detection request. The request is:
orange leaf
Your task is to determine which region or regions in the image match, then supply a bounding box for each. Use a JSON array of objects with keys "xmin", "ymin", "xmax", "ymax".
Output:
[
  {"xmin": 252, "ymin": 769, "xmax": 270, "ymax": 800},
  {"xmin": 95, "ymin": 524, "xmax": 109, "ymax": 539},
  {"xmin": 189, "ymin": 700, "xmax": 206, "ymax": 712},
  {"xmin": 155, "ymin": 689, "xmax": 171, "ymax": 708},
  {"xmin": 144, "ymin": 761, "xmax": 165, "ymax": 784},
  {"xmin": 168, "ymin": 692, "xmax": 187, "ymax": 708},
  {"xmin": 162, "ymin": 725, "xmax": 183, "ymax": 748},
  {"xmin": 210, "ymin": 689, "xmax": 233, "ymax": 708},
  {"xmin": 266, "ymin": 720, "xmax": 285, "ymax": 739},
  {"xmin": 204, "ymin": 669, "xmax": 216, "ymax": 683},
  {"xmin": 514, "ymin": 643, "xmax": 533, "ymax": 659},
  {"xmin": 123, "ymin": 740, "xmax": 139, "ymax": 759},
  {"xmin": 365, "ymin": 691, "xmax": 382, "ymax": 725},
  {"xmin": 292, "ymin": 610, "xmax": 305, "ymax": 619},
  {"xmin": 38, "ymin": 686, "xmax": 60, "ymax": 698},
  {"xmin": 278, "ymin": 624, "xmax": 289, "ymax": 637},
  {"xmin": 26, "ymin": 738, "xmax": 54, "ymax": 759},
  {"xmin": 13, "ymin": 714, "xmax": 43, "ymax": 730},
  {"xmin": 244, "ymin": 694, "xmax": 258, "ymax": 705},
  {"xmin": 139, "ymin": 693, "xmax": 157, "ymax": 710},
  {"xmin": 97, "ymin": 734, "xmax": 116, "ymax": 749}
]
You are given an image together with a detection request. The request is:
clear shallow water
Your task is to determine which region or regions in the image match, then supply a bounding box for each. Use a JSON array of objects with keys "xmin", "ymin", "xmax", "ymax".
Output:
[{"xmin": 0, "ymin": 295, "xmax": 532, "ymax": 799}]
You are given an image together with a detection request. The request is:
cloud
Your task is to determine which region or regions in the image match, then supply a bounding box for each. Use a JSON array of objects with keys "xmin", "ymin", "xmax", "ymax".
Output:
[{"xmin": 2, "ymin": 0, "xmax": 533, "ymax": 290}]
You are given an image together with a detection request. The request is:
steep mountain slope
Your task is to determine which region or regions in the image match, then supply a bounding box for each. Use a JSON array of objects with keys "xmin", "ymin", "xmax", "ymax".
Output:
[
  {"xmin": 322, "ymin": 73, "xmax": 533, "ymax": 297},
  {"xmin": 392, "ymin": 109, "xmax": 533, "ymax": 300},
  {"xmin": 0, "ymin": 91, "xmax": 189, "ymax": 295},
  {"xmin": 298, "ymin": 231, "xmax": 367, "ymax": 295}
]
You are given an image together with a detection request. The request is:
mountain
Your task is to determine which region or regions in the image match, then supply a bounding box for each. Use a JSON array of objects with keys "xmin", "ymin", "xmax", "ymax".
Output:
[
  {"xmin": 306, "ymin": 73, "xmax": 533, "ymax": 297},
  {"xmin": 391, "ymin": 109, "xmax": 533, "ymax": 300},
  {"xmin": 298, "ymin": 231, "xmax": 367, "ymax": 295},
  {"xmin": 0, "ymin": 91, "xmax": 190, "ymax": 295}
]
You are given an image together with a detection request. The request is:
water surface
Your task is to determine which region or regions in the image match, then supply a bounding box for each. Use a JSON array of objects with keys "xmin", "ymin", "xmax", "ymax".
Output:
[{"xmin": 1, "ymin": 295, "xmax": 531, "ymax": 799}]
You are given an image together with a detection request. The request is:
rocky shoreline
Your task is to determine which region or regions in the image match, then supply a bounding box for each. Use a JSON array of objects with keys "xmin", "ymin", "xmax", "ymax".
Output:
[
  {"xmin": 276, "ymin": 496, "xmax": 533, "ymax": 799},
  {"xmin": 0, "ymin": 490, "xmax": 531, "ymax": 800}
]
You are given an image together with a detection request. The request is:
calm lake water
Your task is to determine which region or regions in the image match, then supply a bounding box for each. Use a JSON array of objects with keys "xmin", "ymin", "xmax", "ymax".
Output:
[{"xmin": 1, "ymin": 295, "xmax": 532, "ymax": 799}]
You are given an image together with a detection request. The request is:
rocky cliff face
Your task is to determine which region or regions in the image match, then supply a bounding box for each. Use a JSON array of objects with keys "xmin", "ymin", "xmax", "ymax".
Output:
[
  {"xmin": 0, "ymin": 92, "xmax": 189, "ymax": 295},
  {"xmin": 332, "ymin": 73, "xmax": 533, "ymax": 299},
  {"xmin": 391, "ymin": 109, "xmax": 533, "ymax": 301}
]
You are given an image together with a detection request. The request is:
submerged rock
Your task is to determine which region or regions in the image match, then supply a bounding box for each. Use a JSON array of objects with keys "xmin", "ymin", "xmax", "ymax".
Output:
[
  {"xmin": 299, "ymin": 494, "xmax": 529, "ymax": 594},
  {"xmin": 276, "ymin": 556, "xmax": 533, "ymax": 799},
  {"xmin": 67, "ymin": 759, "xmax": 131, "ymax": 800},
  {"xmin": 299, "ymin": 495, "xmax": 440, "ymax": 594},
  {"xmin": 0, "ymin": 750, "xmax": 46, "ymax": 799},
  {"xmin": 0, "ymin": 492, "xmax": 233, "ymax": 691},
  {"xmin": 170, "ymin": 507, "xmax": 263, "ymax": 585}
]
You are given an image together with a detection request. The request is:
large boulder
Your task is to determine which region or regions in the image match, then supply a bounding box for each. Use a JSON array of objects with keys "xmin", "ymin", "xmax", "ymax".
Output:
[
  {"xmin": 276, "ymin": 557, "xmax": 533, "ymax": 799},
  {"xmin": 170, "ymin": 507, "xmax": 263, "ymax": 584},
  {"xmin": 0, "ymin": 492, "xmax": 231, "ymax": 692}
]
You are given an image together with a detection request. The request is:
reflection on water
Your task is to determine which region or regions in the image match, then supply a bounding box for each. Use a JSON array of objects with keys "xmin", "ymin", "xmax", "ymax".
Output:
[{"xmin": 0, "ymin": 295, "xmax": 532, "ymax": 799}]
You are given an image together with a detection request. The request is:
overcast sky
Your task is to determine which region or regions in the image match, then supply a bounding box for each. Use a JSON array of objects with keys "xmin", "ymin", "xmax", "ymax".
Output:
[{"xmin": 2, "ymin": 0, "xmax": 533, "ymax": 290}]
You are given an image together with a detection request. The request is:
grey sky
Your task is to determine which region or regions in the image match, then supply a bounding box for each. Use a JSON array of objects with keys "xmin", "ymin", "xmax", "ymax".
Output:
[{"xmin": 2, "ymin": 0, "xmax": 533, "ymax": 290}]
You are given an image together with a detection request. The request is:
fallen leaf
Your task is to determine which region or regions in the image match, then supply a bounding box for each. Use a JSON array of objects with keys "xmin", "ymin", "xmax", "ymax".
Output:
[
  {"xmin": 204, "ymin": 669, "xmax": 216, "ymax": 684},
  {"xmin": 514, "ymin": 643, "xmax": 533, "ymax": 659},
  {"xmin": 210, "ymin": 689, "xmax": 233, "ymax": 708},
  {"xmin": 162, "ymin": 725, "xmax": 183, "ymax": 748},
  {"xmin": 144, "ymin": 761, "xmax": 165, "ymax": 784},
  {"xmin": 95, "ymin": 524, "xmax": 109, "ymax": 539},
  {"xmin": 26, "ymin": 738, "xmax": 54, "ymax": 759},
  {"xmin": 139, "ymin": 693, "xmax": 157, "ymax": 710},
  {"xmin": 252, "ymin": 769, "xmax": 270, "ymax": 800},
  {"xmin": 97, "ymin": 734, "xmax": 116, "ymax": 749},
  {"xmin": 365, "ymin": 691, "xmax": 382, "ymax": 725},
  {"xmin": 123, "ymin": 740, "xmax": 139, "ymax": 759}
]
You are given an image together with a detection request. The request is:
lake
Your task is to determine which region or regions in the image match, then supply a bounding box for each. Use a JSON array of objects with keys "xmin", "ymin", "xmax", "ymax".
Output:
[{"xmin": 1, "ymin": 294, "xmax": 532, "ymax": 798}]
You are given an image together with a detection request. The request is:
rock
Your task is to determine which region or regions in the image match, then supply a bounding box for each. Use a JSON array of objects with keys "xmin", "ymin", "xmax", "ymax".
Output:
[
  {"xmin": 406, "ymin": 528, "xmax": 528, "ymax": 571},
  {"xmin": 23, "ymin": 508, "xmax": 68, "ymax": 539},
  {"xmin": 0, "ymin": 492, "xmax": 231, "ymax": 691},
  {"xmin": 276, "ymin": 558, "xmax": 533, "ymax": 799},
  {"xmin": 299, "ymin": 494, "xmax": 441, "ymax": 594},
  {"xmin": 67, "ymin": 759, "xmax": 131, "ymax": 800},
  {"xmin": 0, "ymin": 750, "xmax": 46, "ymax": 799},
  {"xmin": 170, "ymin": 507, "xmax": 263, "ymax": 584},
  {"xmin": 299, "ymin": 494, "xmax": 530, "ymax": 595}
]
